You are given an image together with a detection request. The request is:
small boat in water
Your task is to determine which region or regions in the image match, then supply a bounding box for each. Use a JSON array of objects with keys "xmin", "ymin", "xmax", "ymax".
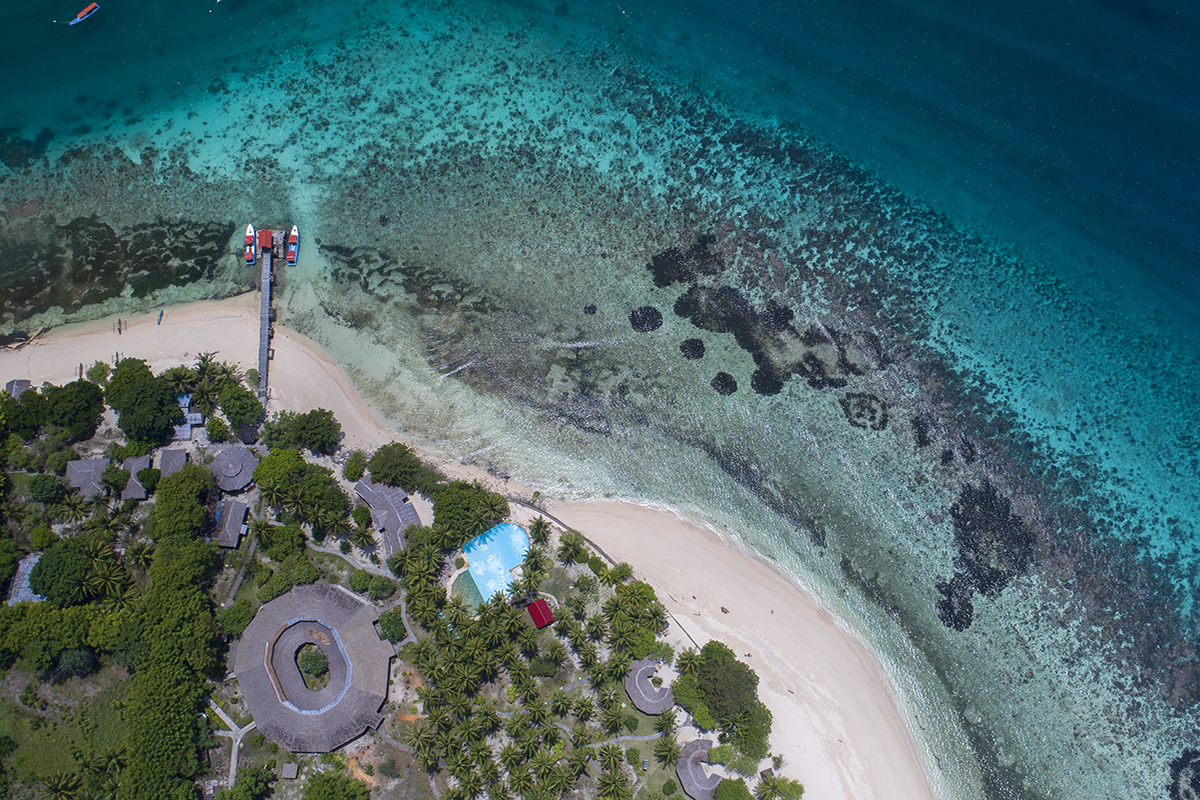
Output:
[
  {"xmin": 244, "ymin": 224, "xmax": 256, "ymax": 265},
  {"xmin": 69, "ymin": 2, "xmax": 99, "ymax": 24},
  {"xmin": 286, "ymin": 225, "xmax": 299, "ymax": 266}
]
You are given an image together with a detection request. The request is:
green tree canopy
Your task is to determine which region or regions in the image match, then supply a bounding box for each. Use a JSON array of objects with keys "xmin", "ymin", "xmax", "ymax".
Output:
[
  {"xmin": 214, "ymin": 766, "xmax": 273, "ymax": 800},
  {"xmin": 118, "ymin": 376, "xmax": 183, "ymax": 444},
  {"xmin": 44, "ymin": 379, "xmax": 105, "ymax": 440},
  {"xmin": 302, "ymin": 770, "xmax": 370, "ymax": 800},
  {"xmin": 697, "ymin": 641, "xmax": 759, "ymax": 726},
  {"xmin": 29, "ymin": 536, "xmax": 95, "ymax": 607},
  {"xmin": 366, "ymin": 442, "xmax": 422, "ymax": 489},
  {"xmin": 252, "ymin": 448, "xmax": 306, "ymax": 490},
  {"xmin": 430, "ymin": 480, "xmax": 508, "ymax": 544},
  {"xmin": 105, "ymin": 358, "xmax": 154, "ymax": 413},
  {"xmin": 716, "ymin": 778, "xmax": 755, "ymax": 800},
  {"xmin": 27, "ymin": 473, "xmax": 67, "ymax": 506},
  {"xmin": 261, "ymin": 408, "xmax": 341, "ymax": 455},
  {"xmin": 149, "ymin": 464, "xmax": 212, "ymax": 542},
  {"xmin": 218, "ymin": 381, "xmax": 265, "ymax": 435}
]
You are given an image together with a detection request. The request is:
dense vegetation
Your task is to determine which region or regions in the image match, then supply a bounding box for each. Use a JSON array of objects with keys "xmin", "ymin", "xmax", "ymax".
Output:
[
  {"xmin": 672, "ymin": 641, "xmax": 773, "ymax": 765},
  {"xmin": 261, "ymin": 408, "xmax": 341, "ymax": 455}
]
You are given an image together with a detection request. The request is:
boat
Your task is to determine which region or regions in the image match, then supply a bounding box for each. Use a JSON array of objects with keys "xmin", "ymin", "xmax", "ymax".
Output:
[
  {"xmin": 69, "ymin": 2, "xmax": 99, "ymax": 24},
  {"xmin": 244, "ymin": 224, "xmax": 256, "ymax": 265},
  {"xmin": 286, "ymin": 225, "xmax": 299, "ymax": 266}
]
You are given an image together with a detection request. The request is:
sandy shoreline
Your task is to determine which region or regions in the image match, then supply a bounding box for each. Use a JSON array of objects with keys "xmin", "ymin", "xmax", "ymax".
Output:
[{"xmin": 0, "ymin": 295, "xmax": 937, "ymax": 800}]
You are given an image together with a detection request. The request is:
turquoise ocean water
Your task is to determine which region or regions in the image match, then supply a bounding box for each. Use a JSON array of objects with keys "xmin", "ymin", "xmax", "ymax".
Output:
[{"xmin": 2, "ymin": 0, "xmax": 1199, "ymax": 797}]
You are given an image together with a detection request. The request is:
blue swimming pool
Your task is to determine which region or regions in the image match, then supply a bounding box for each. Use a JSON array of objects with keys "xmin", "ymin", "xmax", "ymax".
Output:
[{"xmin": 462, "ymin": 522, "xmax": 529, "ymax": 601}]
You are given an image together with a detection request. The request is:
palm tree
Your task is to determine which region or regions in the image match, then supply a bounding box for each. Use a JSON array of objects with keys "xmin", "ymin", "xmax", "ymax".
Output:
[
  {"xmin": 349, "ymin": 526, "xmax": 377, "ymax": 551},
  {"xmin": 102, "ymin": 585, "xmax": 139, "ymax": 613},
  {"xmin": 1, "ymin": 500, "xmax": 26, "ymax": 527},
  {"xmin": 321, "ymin": 509, "xmax": 351, "ymax": 539},
  {"xmin": 644, "ymin": 602, "xmax": 668, "ymax": 633},
  {"xmin": 530, "ymin": 749, "xmax": 557, "ymax": 781},
  {"xmin": 487, "ymin": 782, "xmax": 512, "ymax": 800},
  {"xmin": 601, "ymin": 705, "xmax": 625, "ymax": 736},
  {"xmin": 597, "ymin": 745, "xmax": 624, "ymax": 774},
  {"xmin": 653, "ymin": 736, "xmax": 681, "ymax": 767},
  {"xmin": 529, "ymin": 516, "xmax": 550, "ymax": 546},
  {"xmin": 526, "ymin": 699, "xmax": 551, "ymax": 727},
  {"xmin": 192, "ymin": 351, "xmax": 221, "ymax": 384},
  {"xmin": 676, "ymin": 648, "xmax": 703, "ymax": 677},
  {"xmin": 41, "ymin": 771, "xmax": 81, "ymax": 800},
  {"xmin": 498, "ymin": 744, "xmax": 522, "ymax": 774},
  {"xmin": 507, "ymin": 767, "xmax": 534, "ymax": 798},
  {"xmin": 459, "ymin": 769, "xmax": 485, "ymax": 800},
  {"xmin": 404, "ymin": 719, "xmax": 437, "ymax": 752},
  {"xmin": 549, "ymin": 689, "xmax": 572, "ymax": 718},
  {"xmin": 86, "ymin": 563, "xmax": 128, "ymax": 599},
  {"xmin": 190, "ymin": 376, "xmax": 221, "ymax": 416},
  {"xmin": 654, "ymin": 708, "xmax": 677, "ymax": 736},
  {"xmin": 556, "ymin": 531, "xmax": 585, "ymax": 564},
  {"xmin": 598, "ymin": 770, "xmax": 632, "ymax": 800},
  {"xmin": 60, "ymin": 493, "xmax": 91, "ymax": 529},
  {"xmin": 161, "ymin": 365, "xmax": 196, "ymax": 396},
  {"xmin": 260, "ymin": 481, "xmax": 287, "ymax": 509},
  {"xmin": 569, "ymin": 724, "xmax": 592, "ymax": 751},
  {"xmin": 566, "ymin": 748, "xmax": 591, "ymax": 779},
  {"xmin": 102, "ymin": 746, "xmax": 126, "ymax": 776},
  {"xmin": 125, "ymin": 540, "xmax": 155, "ymax": 573}
]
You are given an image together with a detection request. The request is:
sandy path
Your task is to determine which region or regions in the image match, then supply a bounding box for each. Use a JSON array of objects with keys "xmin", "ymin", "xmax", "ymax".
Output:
[{"xmin": 0, "ymin": 294, "xmax": 937, "ymax": 800}]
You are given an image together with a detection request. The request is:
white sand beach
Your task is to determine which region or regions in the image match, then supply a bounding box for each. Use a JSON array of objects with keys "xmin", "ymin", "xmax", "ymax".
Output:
[{"xmin": 0, "ymin": 294, "xmax": 936, "ymax": 800}]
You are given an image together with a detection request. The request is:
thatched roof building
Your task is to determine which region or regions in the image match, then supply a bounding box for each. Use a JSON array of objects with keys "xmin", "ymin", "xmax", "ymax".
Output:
[
  {"xmin": 233, "ymin": 584, "xmax": 393, "ymax": 753},
  {"xmin": 211, "ymin": 446, "xmax": 257, "ymax": 492},
  {"xmin": 625, "ymin": 657, "xmax": 675, "ymax": 714},
  {"xmin": 353, "ymin": 476, "xmax": 421, "ymax": 557},
  {"xmin": 677, "ymin": 740, "xmax": 723, "ymax": 800}
]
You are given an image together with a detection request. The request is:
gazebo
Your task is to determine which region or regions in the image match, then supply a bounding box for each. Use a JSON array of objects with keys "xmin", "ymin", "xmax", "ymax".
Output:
[{"xmin": 211, "ymin": 446, "xmax": 258, "ymax": 493}]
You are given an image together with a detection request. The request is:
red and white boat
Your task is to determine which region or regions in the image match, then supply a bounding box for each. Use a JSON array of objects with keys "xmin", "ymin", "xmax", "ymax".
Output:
[
  {"xmin": 69, "ymin": 2, "xmax": 99, "ymax": 25},
  {"xmin": 244, "ymin": 224, "xmax": 256, "ymax": 265},
  {"xmin": 286, "ymin": 225, "xmax": 299, "ymax": 266}
]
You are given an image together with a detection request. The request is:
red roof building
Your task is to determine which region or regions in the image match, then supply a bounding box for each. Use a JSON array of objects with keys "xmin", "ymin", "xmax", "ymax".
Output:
[{"xmin": 527, "ymin": 598, "xmax": 554, "ymax": 629}]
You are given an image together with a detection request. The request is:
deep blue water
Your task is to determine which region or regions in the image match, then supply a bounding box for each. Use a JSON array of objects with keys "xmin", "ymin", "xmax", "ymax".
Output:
[{"xmin": 3, "ymin": 1, "xmax": 1200, "ymax": 797}]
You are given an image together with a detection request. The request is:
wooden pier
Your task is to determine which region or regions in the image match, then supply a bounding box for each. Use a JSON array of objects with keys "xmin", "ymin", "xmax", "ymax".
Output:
[{"xmin": 255, "ymin": 229, "xmax": 282, "ymax": 400}]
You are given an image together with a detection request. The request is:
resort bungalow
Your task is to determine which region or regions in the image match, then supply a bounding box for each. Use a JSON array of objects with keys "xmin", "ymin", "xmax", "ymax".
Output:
[
  {"xmin": 66, "ymin": 458, "xmax": 108, "ymax": 499},
  {"xmin": 158, "ymin": 448, "xmax": 188, "ymax": 480},
  {"xmin": 4, "ymin": 379, "xmax": 32, "ymax": 398},
  {"xmin": 214, "ymin": 499, "xmax": 248, "ymax": 548},
  {"xmin": 353, "ymin": 476, "xmax": 421, "ymax": 558},
  {"xmin": 211, "ymin": 446, "xmax": 258, "ymax": 493},
  {"xmin": 527, "ymin": 597, "xmax": 555, "ymax": 630},
  {"xmin": 120, "ymin": 454, "xmax": 152, "ymax": 501},
  {"xmin": 172, "ymin": 393, "xmax": 204, "ymax": 440}
]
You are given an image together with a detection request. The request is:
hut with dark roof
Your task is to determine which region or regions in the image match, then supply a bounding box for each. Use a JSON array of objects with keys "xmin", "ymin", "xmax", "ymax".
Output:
[
  {"xmin": 625, "ymin": 657, "xmax": 675, "ymax": 714},
  {"xmin": 4, "ymin": 379, "xmax": 32, "ymax": 398},
  {"xmin": 211, "ymin": 446, "xmax": 258, "ymax": 493},
  {"xmin": 677, "ymin": 740, "xmax": 723, "ymax": 800},
  {"xmin": 120, "ymin": 455, "xmax": 151, "ymax": 501},
  {"xmin": 158, "ymin": 448, "xmax": 188, "ymax": 480},
  {"xmin": 215, "ymin": 499, "xmax": 248, "ymax": 548},
  {"xmin": 353, "ymin": 476, "xmax": 421, "ymax": 558},
  {"xmin": 66, "ymin": 459, "xmax": 108, "ymax": 499}
]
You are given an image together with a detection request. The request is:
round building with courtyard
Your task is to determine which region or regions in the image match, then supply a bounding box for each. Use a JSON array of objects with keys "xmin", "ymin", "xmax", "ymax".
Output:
[{"xmin": 233, "ymin": 584, "xmax": 394, "ymax": 752}]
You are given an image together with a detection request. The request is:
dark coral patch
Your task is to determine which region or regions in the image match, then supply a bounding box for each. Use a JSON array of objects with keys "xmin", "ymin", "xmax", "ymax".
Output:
[
  {"xmin": 646, "ymin": 237, "xmax": 722, "ymax": 288},
  {"xmin": 629, "ymin": 306, "xmax": 662, "ymax": 332},
  {"xmin": 673, "ymin": 283, "xmax": 850, "ymax": 393},
  {"xmin": 583, "ymin": 304, "xmax": 597, "ymax": 315},
  {"xmin": 935, "ymin": 482, "xmax": 1036, "ymax": 631},
  {"xmin": 680, "ymin": 338, "xmax": 705, "ymax": 359},
  {"xmin": 711, "ymin": 372, "xmax": 737, "ymax": 395},
  {"xmin": 1168, "ymin": 749, "xmax": 1200, "ymax": 800},
  {"xmin": 839, "ymin": 393, "xmax": 887, "ymax": 430},
  {"xmin": 912, "ymin": 416, "xmax": 932, "ymax": 448}
]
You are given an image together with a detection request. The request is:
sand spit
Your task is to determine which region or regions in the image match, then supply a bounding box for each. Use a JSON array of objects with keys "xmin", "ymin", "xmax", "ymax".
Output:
[{"xmin": 0, "ymin": 294, "xmax": 935, "ymax": 800}]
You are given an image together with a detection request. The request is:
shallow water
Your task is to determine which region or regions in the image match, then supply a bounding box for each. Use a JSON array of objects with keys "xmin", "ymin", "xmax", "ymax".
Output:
[{"xmin": 3, "ymin": 0, "xmax": 1199, "ymax": 797}]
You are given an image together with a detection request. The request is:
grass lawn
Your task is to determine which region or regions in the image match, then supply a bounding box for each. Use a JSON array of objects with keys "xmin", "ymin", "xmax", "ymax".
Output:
[{"xmin": 0, "ymin": 669, "xmax": 131, "ymax": 782}]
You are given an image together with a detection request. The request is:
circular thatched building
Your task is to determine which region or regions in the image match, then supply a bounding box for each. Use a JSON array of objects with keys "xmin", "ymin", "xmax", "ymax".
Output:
[{"xmin": 233, "ymin": 584, "xmax": 393, "ymax": 752}]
